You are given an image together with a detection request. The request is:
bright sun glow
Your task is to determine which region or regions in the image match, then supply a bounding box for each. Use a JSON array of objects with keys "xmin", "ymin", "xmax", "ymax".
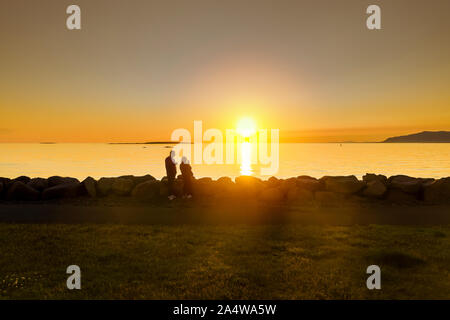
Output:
[{"xmin": 236, "ymin": 117, "xmax": 257, "ymax": 138}]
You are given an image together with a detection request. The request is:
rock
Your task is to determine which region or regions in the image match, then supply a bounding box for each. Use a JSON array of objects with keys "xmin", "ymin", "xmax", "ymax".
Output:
[
  {"xmin": 235, "ymin": 176, "xmax": 263, "ymax": 197},
  {"xmin": 279, "ymin": 178, "xmax": 297, "ymax": 195},
  {"xmin": 388, "ymin": 175, "xmax": 421, "ymax": 194},
  {"xmin": 197, "ymin": 177, "xmax": 213, "ymax": 184},
  {"xmin": 42, "ymin": 182, "xmax": 82, "ymax": 200},
  {"xmin": 386, "ymin": 189, "xmax": 418, "ymax": 203},
  {"xmin": 82, "ymin": 177, "xmax": 97, "ymax": 197},
  {"xmin": 13, "ymin": 176, "xmax": 31, "ymax": 184},
  {"xmin": 235, "ymin": 176, "xmax": 261, "ymax": 185},
  {"xmin": 287, "ymin": 187, "xmax": 314, "ymax": 203},
  {"xmin": 111, "ymin": 177, "xmax": 134, "ymax": 196},
  {"xmin": 217, "ymin": 176, "xmax": 233, "ymax": 185},
  {"xmin": 194, "ymin": 178, "xmax": 215, "ymax": 197},
  {"xmin": 6, "ymin": 181, "xmax": 40, "ymax": 201},
  {"xmin": 0, "ymin": 178, "xmax": 10, "ymax": 196},
  {"xmin": 216, "ymin": 176, "xmax": 234, "ymax": 188},
  {"xmin": 363, "ymin": 173, "xmax": 387, "ymax": 185},
  {"xmin": 423, "ymin": 177, "xmax": 450, "ymax": 203},
  {"xmin": 47, "ymin": 176, "xmax": 79, "ymax": 188},
  {"xmin": 345, "ymin": 194, "xmax": 366, "ymax": 203},
  {"xmin": 315, "ymin": 191, "xmax": 342, "ymax": 204},
  {"xmin": 323, "ymin": 176, "xmax": 365, "ymax": 194},
  {"xmin": 419, "ymin": 178, "xmax": 435, "ymax": 184},
  {"xmin": 259, "ymin": 187, "xmax": 284, "ymax": 203},
  {"xmin": 297, "ymin": 176, "xmax": 321, "ymax": 192},
  {"xmin": 215, "ymin": 177, "xmax": 236, "ymax": 197},
  {"xmin": 267, "ymin": 176, "xmax": 280, "ymax": 187},
  {"xmin": 174, "ymin": 179, "xmax": 184, "ymax": 196},
  {"xmin": 131, "ymin": 180, "xmax": 160, "ymax": 199},
  {"xmin": 159, "ymin": 181, "xmax": 169, "ymax": 197},
  {"xmin": 119, "ymin": 174, "xmax": 156, "ymax": 187},
  {"xmin": 97, "ymin": 177, "xmax": 114, "ymax": 196},
  {"xmin": 0, "ymin": 177, "xmax": 11, "ymax": 185},
  {"xmin": 363, "ymin": 180, "xmax": 387, "ymax": 198},
  {"xmin": 159, "ymin": 179, "xmax": 183, "ymax": 197},
  {"xmin": 27, "ymin": 178, "xmax": 48, "ymax": 192},
  {"xmin": 0, "ymin": 178, "xmax": 11, "ymax": 197}
]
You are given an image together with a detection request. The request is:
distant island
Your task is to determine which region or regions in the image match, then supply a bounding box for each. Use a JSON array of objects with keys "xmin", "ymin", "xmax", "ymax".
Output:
[
  {"xmin": 383, "ymin": 131, "xmax": 450, "ymax": 143},
  {"xmin": 106, "ymin": 131, "xmax": 450, "ymax": 144}
]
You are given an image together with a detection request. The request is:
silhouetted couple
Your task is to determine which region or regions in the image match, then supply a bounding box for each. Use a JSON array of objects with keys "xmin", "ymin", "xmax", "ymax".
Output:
[{"xmin": 165, "ymin": 150, "xmax": 194, "ymax": 200}]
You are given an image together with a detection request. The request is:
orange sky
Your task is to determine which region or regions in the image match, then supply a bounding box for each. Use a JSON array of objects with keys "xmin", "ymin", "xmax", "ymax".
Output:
[{"xmin": 1, "ymin": 0, "xmax": 449, "ymax": 143}]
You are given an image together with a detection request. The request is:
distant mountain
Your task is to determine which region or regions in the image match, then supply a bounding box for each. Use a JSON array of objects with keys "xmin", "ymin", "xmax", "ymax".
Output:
[{"xmin": 383, "ymin": 131, "xmax": 450, "ymax": 143}]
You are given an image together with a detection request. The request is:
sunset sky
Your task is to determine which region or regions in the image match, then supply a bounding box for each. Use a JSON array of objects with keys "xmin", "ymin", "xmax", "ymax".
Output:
[{"xmin": 1, "ymin": 0, "xmax": 449, "ymax": 142}]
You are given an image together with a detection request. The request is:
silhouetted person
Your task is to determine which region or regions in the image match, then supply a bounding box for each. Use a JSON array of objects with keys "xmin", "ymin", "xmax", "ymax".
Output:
[
  {"xmin": 180, "ymin": 156, "xmax": 194, "ymax": 198},
  {"xmin": 165, "ymin": 150, "xmax": 177, "ymax": 200}
]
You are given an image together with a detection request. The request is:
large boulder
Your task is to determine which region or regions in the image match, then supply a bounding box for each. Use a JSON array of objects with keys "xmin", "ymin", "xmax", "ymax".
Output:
[
  {"xmin": 279, "ymin": 178, "xmax": 297, "ymax": 195},
  {"xmin": 193, "ymin": 177, "xmax": 215, "ymax": 197},
  {"xmin": 315, "ymin": 191, "xmax": 342, "ymax": 205},
  {"xmin": 174, "ymin": 179, "xmax": 185, "ymax": 197},
  {"xmin": 82, "ymin": 177, "xmax": 97, "ymax": 197},
  {"xmin": 267, "ymin": 176, "xmax": 281, "ymax": 187},
  {"xmin": 197, "ymin": 177, "xmax": 213, "ymax": 184},
  {"xmin": 0, "ymin": 177, "xmax": 11, "ymax": 185},
  {"xmin": 297, "ymin": 176, "xmax": 321, "ymax": 192},
  {"xmin": 159, "ymin": 179, "xmax": 183, "ymax": 197},
  {"xmin": 423, "ymin": 177, "xmax": 450, "ymax": 203},
  {"xmin": 235, "ymin": 175, "xmax": 261, "ymax": 185},
  {"xmin": 27, "ymin": 178, "xmax": 48, "ymax": 192},
  {"xmin": 363, "ymin": 180, "xmax": 387, "ymax": 198},
  {"xmin": 118, "ymin": 174, "xmax": 156, "ymax": 187},
  {"xmin": 111, "ymin": 177, "xmax": 134, "ymax": 196},
  {"xmin": 214, "ymin": 177, "xmax": 237, "ymax": 199},
  {"xmin": 235, "ymin": 176, "xmax": 263, "ymax": 197},
  {"xmin": 47, "ymin": 176, "xmax": 79, "ymax": 188},
  {"xmin": 363, "ymin": 173, "xmax": 387, "ymax": 185},
  {"xmin": 6, "ymin": 181, "xmax": 40, "ymax": 201},
  {"xmin": 42, "ymin": 182, "xmax": 82, "ymax": 200},
  {"xmin": 386, "ymin": 188, "xmax": 418, "ymax": 203},
  {"xmin": 0, "ymin": 178, "xmax": 10, "ymax": 198},
  {"xmin": 131, "ymin": 180, "xmax": 160, "ymax": 199},
  {"xmin": 12, "ymin": 176, "xmax": 31, "ymax": 184},
  {"xmin": 216, "ymin": 177, "xmax": 235, "ymax": 192},
  {"xmin": 159, "ymin": 181, "xmax": 169, "ymax": 197},
  {"xmin": 388, "ymin": 175, "xmax": 421, "ymax": 195},
  {"xmin": 286, "ymin": 187, "xmax": 314, "ymax": 204},
  {"xmin": 97, "ymin": 177, "xmax": 115, "ymax": 196},
  {"xmin": 259, "ymin": 187, "xmax": 284, "ymax": 203},
  {"xmin": 217, "ymin": 176, "xmax": 233, "ymax": 185},
  {"xmin": 323, "ymin": 176, "xmax": 365, "ymax": 194}
]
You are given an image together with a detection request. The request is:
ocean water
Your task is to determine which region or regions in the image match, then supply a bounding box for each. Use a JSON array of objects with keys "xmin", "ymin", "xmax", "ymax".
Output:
[{"xmin": 0, "ymin": 143, "xmax": 449, "ymax": 180}]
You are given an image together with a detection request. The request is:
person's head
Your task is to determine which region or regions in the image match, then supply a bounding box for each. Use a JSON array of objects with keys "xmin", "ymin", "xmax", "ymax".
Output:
[
  {"xmin": 181, "ymin": 156, "xmax": 189, "ymax": 164},
  {"xmin": 170, "ymin": 150, "xmax": 176, "ymax": 164}
]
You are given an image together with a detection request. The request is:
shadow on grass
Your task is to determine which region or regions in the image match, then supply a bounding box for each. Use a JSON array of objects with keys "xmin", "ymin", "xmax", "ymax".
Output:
[{"xmin": 367, "ymin": 250, "xmax": 426, "ymax": 269}]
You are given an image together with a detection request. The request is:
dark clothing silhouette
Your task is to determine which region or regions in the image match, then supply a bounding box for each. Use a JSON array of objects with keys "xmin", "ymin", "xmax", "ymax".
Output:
[
  {"xmin": 165, "ymin": 155, "xmax": 177, "ymax": 196},
  {"xmin": 180, "ymin": 162, "xmax": 194, "ymax": 196}
]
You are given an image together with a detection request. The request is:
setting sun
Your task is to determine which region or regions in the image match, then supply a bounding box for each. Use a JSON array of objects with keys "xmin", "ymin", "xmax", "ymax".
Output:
[{"xmin": 236, "ymin": 117, "xmax": 257, "ymax": 138}]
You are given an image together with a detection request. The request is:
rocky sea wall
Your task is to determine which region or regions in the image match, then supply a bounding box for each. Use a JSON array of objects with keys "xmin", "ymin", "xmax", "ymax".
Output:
[{"xmin": 0, "ymin": 174, "xmax": 449, "ymax": 205}]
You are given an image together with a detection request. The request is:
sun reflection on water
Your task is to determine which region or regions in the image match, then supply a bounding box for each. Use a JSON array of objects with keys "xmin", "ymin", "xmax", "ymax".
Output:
[{"xmin": 240, "ymin": 141, "xmax": 253, "ymax": 176}]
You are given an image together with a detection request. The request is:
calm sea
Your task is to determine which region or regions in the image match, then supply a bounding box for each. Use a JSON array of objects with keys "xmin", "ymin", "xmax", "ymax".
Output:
[{"xmin": 0, "ymin": 143, "xmax": 449, "ymax": 180}]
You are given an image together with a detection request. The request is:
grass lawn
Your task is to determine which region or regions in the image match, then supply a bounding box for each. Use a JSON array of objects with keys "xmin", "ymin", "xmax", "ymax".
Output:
[{"xmin": 0, "ymin": 223, "xmax": 449, "ymax": 299}]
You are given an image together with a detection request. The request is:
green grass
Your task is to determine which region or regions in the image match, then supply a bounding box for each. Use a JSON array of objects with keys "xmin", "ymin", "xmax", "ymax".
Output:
[{"xmin": 0, "ymin": 224, "xmax": 449, "ymax": 299}]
